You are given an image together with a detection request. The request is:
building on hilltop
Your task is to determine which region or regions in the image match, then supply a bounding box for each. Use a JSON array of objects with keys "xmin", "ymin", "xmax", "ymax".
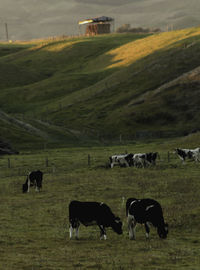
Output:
[{"xmin": 78, "ymin": 16, "xmax": 114, "ymax": 36}]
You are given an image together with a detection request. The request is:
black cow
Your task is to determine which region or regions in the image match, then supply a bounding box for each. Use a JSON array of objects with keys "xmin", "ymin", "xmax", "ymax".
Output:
[
  {"xmin": 22, "ymin": 170, "xmax": 43, "ymax": 193},
  {"xmin": 146, "ymin": 152, "xmax": 159, "ymax": 166},
  {"xmin": 126, "ymin": 198, "xmax": 168, "ymax": 240},
  {"xmin": 69, "ymin": 200, "xmax": 123, "ymax": 240}
]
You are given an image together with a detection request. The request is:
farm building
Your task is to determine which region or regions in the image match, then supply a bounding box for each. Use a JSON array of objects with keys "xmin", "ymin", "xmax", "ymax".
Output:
[{"xmin": 78, "ymin": 16, "xmax": 114, "ymax": 36}]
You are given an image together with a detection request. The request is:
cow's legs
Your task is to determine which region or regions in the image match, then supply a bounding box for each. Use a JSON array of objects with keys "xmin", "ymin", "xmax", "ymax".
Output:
[
  {"xmin": 179, "ymin": 156, "xmax": 185, "ymax": 164},
  {"xmin": 127, "ymin": 215, "xmax": 136, "ymax": 240},
  {"xmin": 75, "ymin": 225, "xmax": 80, "ymax": 239},
  {"xmin": 35, "ymin": 180, "xmax": 41, "ymax": 192},
  {"xmin": 69, "ymin": 224, "xmax": 73, "ymax": 239},
  {"xmin": 194, "ymin": 154, "xmax": 200, "ymax": 162},
  {"xmin": 27, "ymin": 178, "xmax": 30, "ymax": 193},
  {"xmin": 35, "ymin": 182, "xmax": 39, "ymax": 192},
  {"xmin": 145, "ymin": 222, "xmax": 150, "ymax": 239},
  {"xmin": 99, "ymin": 225, "xmax": 107, "ymax": 240},
  {"xmin": 69, "ymin": 219, "xmax": 80, "ymax": 239},
  {"xmin": 122, "ymin": 160, "xmax": 129, "ymax": 167}
]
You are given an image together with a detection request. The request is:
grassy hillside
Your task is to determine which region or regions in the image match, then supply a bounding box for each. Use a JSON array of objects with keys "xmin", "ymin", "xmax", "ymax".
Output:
[
  {"xmin": 0, "ymin": 28, "xmax": 200, "ymax": 148},
  {"xmin": 0, "ymin": 140, "xmax": 200, "ymax": 269}
]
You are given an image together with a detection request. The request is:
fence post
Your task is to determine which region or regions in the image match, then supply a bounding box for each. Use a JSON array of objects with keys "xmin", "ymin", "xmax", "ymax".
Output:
[
  {"xmin": 8, "ymin": 158, "xmax": 11, "ymax": 168},
  {"xmin": 119, "ymin": 134, "xmax": 122, "ymax": 143},
  {"xmin": 88, "ymin": 154, "xmax": 91, "ymax": 166},
  {"xmin": 167, "ymin": 151, "xmax": 170, "ymax": 162}
]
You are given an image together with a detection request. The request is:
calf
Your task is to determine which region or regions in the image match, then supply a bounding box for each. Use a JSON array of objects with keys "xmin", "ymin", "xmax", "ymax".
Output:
[
  {"xmin": 22, "ymin": 170, "xmax": 43, "ymax": 193},
  {"xmin": 69, "ymin": 200, "xmax": 123, "ymax": 240},
  {"xmin": 109, "ymin": 153, "xmax": 133, "ymax": 168},
  {"xmin": 174, "ymin": 148, "xmax": 200, "ymax": 163},
  {"xmin": 126, "ymin": 198, "xmax": 168, "ymax": 240}
]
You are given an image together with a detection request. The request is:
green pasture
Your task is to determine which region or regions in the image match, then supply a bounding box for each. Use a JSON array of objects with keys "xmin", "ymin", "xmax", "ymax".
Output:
[{"xmin": 0, "ymin": 140, "xmax": 200, "ymax": 269}]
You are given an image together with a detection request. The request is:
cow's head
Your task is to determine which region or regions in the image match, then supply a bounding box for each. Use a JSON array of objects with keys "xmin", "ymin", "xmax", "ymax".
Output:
[
  {"xmin": 111, "ymin": 217, "xmax": 123, "ymax": 235},
  {"xmin": 22, "ymin": 183, "xmax": 28, "ymax": 193},
  {"xmin": 157, "ymin": 223, "xmax": 168, "ymax": 239}
]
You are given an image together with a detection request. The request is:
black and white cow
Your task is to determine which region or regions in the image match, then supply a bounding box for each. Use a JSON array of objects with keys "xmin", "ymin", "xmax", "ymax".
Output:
[
  {"xmin": 132, "ymin": 153, "xmax": 148, "ymax": 168},
  {"xmin": 69, "ymin": 200, "xmax": 123, "ymax": 240},
  {"xmin": 22, "ymin": 170, "xmax": 43, "ymax": 193},
  {"xmin": 126, "ymin": 198, "xmax": 168, "ymax": 240},
  {"xmin": 174, "ymin": 148, "xmax": 200, "ymax": 163},
  {"xmin": 109, "ymin": 153, "xmax": 134, "ymax": 168},
  {"xmin": 146, "ymin": 152, "xmax": 159, "ymax": 166},
  {"xmin": 133, "ymin": 152, "xmax": 159, "ymax": 167}
]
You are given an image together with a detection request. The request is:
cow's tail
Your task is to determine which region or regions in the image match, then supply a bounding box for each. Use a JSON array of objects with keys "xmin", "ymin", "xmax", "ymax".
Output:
[
  {"xmin": 24, "ymin": 171, "xmax": 31, "ymax": 184},
  {"xmin": 24, "ymin": 177, "xmax": 28, "ymax": 185},
  {"xmin": 27, "ymin": 171, "xmax": 31, "ymax": 179}
]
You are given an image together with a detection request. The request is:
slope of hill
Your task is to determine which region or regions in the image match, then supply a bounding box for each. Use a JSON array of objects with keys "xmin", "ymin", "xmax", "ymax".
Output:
[{"xmin": 0, "ymin": 28, "xmax": 200, "ymax": 148}]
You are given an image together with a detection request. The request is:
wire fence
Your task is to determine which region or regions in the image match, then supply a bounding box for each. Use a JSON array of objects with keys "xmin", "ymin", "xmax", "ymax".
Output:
[{"xmin": 0, "ymin": 150, "xmax": 180, "ymax": 179}]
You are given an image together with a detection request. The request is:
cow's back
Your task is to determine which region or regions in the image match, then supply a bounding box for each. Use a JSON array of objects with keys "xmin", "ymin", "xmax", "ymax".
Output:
[
  {"xmin": 69, "ymin": 201, "xmax": 102, "ymax": 225},
  {"xmin": 69, "ymin": 201, "xmax": 116, "ymax": 227},
  {"xmin": 129, "ymin": 198, "xmax": 164, "ymax": 225}
]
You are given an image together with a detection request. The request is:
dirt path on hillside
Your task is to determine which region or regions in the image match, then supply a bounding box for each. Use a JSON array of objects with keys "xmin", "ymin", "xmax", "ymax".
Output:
[
  {"xmin": 128, "ymin": 65, "xmax": 200, "ymax": 107},
  {"xmin": 0, "ymin": 110, "xmax": 50, "ymax": 139}
]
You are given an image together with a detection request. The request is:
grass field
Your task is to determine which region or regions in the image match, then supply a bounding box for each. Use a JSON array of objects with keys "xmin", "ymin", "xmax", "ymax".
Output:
[{"xmin": 1, "ymin": 137, "xmax": 200, "ymax": 269}]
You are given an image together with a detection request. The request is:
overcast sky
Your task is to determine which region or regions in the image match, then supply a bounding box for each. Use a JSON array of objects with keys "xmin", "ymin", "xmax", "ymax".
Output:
[{"xmin": 0, "ymin": 0, "xmax": 200, "ymax": 40}]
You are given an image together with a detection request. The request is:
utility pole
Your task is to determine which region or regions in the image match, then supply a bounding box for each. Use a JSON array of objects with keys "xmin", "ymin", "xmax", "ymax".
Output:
[{"xmin": 5, "ymin": 23, "xmax": 8, "ymax": 41}]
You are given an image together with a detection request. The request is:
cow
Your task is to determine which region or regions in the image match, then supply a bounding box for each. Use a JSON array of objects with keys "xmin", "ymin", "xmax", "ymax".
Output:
[
  {"xmin": 109, "ymin": 153, "xmax": 133, "ymax": 168},
  {"xmin": 146, "ymin": 152, "xmax": 159, "ymax": 166},
  {"xmin": 174, "ymin": 148, "xmax": 200, "ymax": 163},
  {"xmin": 132, "ymin": 153, "xmax": 148, "ymax": 168},
  {"xmin": 126, "ymin": 198, "xmax": 168, "ymax": 240},
  {"xmin": 22, "ymin": 170, "xmax": 43, "ymax": 193},
  {"xmin": 133, "ymin": 152, "xmax": 159, "ymax": 168},
  {"xmin": 69, "ymin": 200, "xmax": 123, "ymax": 240}
]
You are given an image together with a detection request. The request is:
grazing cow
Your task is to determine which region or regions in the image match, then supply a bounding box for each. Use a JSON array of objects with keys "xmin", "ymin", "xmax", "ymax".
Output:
[
  {"xmin": 132, "ymin": 153, "xmax": 149, "ymax": 168},
  {"xmin": 174, "ymin": 148, "xmax": 200, "ymax": 163},
  {"xmin": 126, "ymin": 198, "xmax": 168, "ymax": 240},
  {"xmin": 22, "ymin": 170, "xmax": 43, "ymax": 193},
  {"xmin": 69, "ymin": 200, "xmax": 123, "ymax": 240},
  {"xmin": 146, "ymin": 152, "xmax": 159, "ymax": 166},
  {"xmin": 109, "ymin": 153, "xmax": 133, "ymax": 168},
  {"xmin": 133, "ymin": 152, "xmax": 159, "ymax": 167}
]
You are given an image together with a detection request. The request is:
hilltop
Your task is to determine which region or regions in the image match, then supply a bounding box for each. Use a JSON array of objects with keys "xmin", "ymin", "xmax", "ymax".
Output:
[
  {"xmin": 0, "ymin": 28, "xmax": 200, "ymax": 149},
  {"xmin": 1, "ymin": 0, "xmax": 200, "ymax": 40}
]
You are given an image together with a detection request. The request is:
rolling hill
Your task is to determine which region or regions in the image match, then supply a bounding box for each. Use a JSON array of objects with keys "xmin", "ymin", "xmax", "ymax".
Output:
[{"xmin": 0, "ymin": 28, "xmax": 200, "ymax": 149}]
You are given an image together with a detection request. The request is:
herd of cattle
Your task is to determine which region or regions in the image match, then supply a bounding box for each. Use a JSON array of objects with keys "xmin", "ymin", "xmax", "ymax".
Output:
[
  {"xmin": 109, "ymin": 147, "xmax": 200, "ymax": 168},
  {"xmin": 109, "ymin": 152, "xmax": 159, "ymax": 168},
  {"xmin": 21, "ymin": 146, "xmax": 199, "ymax": 240}
]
